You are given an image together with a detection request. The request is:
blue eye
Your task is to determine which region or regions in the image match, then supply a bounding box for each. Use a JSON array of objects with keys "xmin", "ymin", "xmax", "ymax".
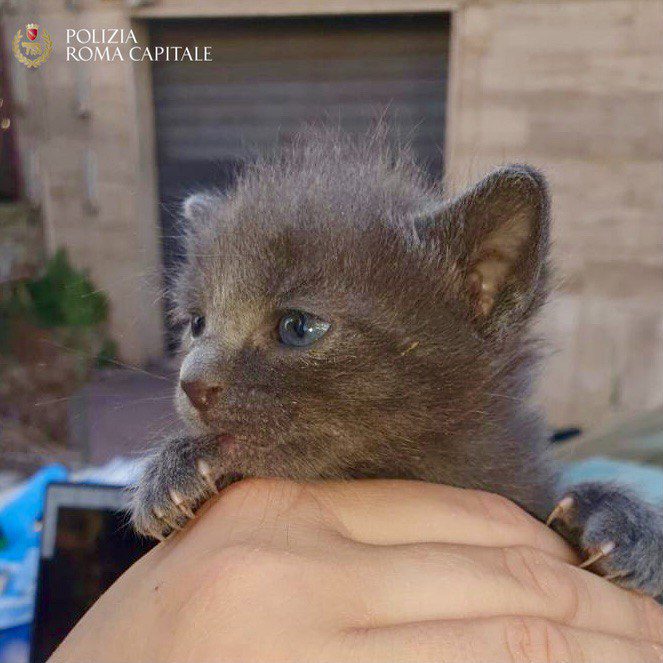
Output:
[{"xmin": 278, "ymin": 311, "xmax": 330, "ymax": 347}]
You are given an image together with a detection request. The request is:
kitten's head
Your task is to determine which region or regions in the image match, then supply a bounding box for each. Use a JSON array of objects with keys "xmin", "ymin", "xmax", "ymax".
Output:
[{"xmin": 171, "ymin": 129, "xmax": 551, "ymax": 481}]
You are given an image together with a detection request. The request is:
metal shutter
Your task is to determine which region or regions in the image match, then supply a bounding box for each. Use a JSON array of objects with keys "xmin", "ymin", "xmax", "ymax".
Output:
[{"xmin": 149, "ymin": 14, "xmax": 450, "ymax": 345}]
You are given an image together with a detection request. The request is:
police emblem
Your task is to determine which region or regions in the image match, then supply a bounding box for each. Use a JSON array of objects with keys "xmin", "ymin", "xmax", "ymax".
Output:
[{"xmin": 13, "ymin": 24, "xmax": 53, "ymax": 69}]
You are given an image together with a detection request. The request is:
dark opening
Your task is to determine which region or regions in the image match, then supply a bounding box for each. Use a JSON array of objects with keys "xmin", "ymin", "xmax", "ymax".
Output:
[
  {"xmin": 149, "ymin": 13, "xmax": 451, "ymax": 351},
  {"xmin": 0, "ymin": 32, "xmax": 21, "ymax": 201}
]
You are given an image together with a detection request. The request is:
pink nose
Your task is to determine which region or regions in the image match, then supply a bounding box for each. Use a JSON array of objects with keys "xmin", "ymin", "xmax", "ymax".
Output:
[{"xmin": 180, "ymin": 380, "xmax": 222, "ymax": 411}]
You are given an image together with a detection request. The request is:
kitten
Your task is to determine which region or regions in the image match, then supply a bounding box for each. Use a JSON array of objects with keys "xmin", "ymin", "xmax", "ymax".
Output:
[{"xmin": 131, "ymin": 129, "xmax": 663, "ymax": 598}]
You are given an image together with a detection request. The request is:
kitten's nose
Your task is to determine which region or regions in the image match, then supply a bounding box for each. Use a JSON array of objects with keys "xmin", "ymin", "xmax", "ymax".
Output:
[{"xmin": 180, "ymin": 379, "xmax": 222, "ymax": 411}]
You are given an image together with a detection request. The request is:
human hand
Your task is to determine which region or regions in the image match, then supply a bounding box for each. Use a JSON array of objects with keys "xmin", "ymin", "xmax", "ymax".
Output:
[{"xmin": 51, "ymin": 479, "xmax": 663, "ymax": 662}]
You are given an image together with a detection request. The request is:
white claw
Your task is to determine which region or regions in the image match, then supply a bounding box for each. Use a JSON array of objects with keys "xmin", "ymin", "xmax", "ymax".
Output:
[
  {"xmin": 179, "ymin": 504, "xmax": 196, "ymax": 519},
  {"xmin": 169, "ymin": 490, "xmax": 195, "ymax": 519},
  {"xmin": 579, "ymin": 541, "xmax": 615, "ymax": 569},
  {"xmin": 546, "ymin": 496, "xmax": 574, "ymax": 527},
  {"xmin": 197, "ymin": 459, "xmax": 219, "ymax": 493},
  {"xmin": 169, "ymin": 489, "xmax": 184, "ymax": 505},
  {"xmin": 154, "ymin": 504, "xmax": 180, "ymax": 530},
  {"xmin": 603, "ymin": 569, "xmax": 629, "ymax": 582}
]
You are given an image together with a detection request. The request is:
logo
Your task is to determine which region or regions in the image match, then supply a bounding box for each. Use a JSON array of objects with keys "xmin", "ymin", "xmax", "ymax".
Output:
[{"xmin": 13, "ymin": 24, "xmax": 53, "ymax": 69}]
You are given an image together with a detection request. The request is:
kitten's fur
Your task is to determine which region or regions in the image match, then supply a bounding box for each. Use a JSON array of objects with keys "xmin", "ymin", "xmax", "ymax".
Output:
[{"xmin": 131, "ymin": 129, "xmax": 663, "ymax": 598}]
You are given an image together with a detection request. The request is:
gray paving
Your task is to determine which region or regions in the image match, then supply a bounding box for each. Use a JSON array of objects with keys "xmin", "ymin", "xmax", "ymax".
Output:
[{"xmin": 70, "ymin": 368, "xmax": 179, "ymax": 465}]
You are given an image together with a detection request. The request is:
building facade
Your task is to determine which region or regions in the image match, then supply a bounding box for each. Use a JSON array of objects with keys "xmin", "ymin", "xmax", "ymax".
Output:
[{"xmin": 1, "ymin": 0, "xmax": 662, "ymax": 429}]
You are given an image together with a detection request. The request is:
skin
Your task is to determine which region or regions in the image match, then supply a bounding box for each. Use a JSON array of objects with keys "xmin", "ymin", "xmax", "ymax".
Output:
[{"xmin": 54, "ymin": 480, "xmax": 663, "ymax": 663}]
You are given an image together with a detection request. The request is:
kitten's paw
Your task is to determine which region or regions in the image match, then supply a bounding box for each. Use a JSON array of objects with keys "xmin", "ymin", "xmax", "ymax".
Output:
[
  {"xmin": 548, "ymin": 482, "xmax": 663, "ymax": 598},
  {"xmin": 129, "ymin": 436, "xmax": 223, "ymax": 540}
]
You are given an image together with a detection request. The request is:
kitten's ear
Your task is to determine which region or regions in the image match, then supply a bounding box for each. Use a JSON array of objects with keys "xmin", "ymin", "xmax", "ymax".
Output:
[
  {"xmin": 182, "ymin": 192, "xmax": 217, "ymax": 222},
  {"xmin": 416, "ymin": 164, "xmax": 550, "ymax": 329}
]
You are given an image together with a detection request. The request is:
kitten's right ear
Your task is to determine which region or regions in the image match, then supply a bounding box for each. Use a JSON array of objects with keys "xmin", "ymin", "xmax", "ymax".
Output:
[{"xmin": 180, "ymin": 193, "xmax": 220, "ymax": 265}]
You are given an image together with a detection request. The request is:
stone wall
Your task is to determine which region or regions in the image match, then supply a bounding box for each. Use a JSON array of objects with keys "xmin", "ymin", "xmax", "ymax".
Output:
[
  {"xmin": 0, "ymin": 203, "xmax": 42, "ymax": 283},
  {"xmin": 446, "ymin": 0, "xmax": 663, "ymax": 428},
  {"xmin": 1, "ymin": 0, "xmax": 164, "ymax": 365}
]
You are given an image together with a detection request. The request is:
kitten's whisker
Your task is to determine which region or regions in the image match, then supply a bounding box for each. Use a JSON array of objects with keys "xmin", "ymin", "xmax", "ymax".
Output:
[
  {"xmin": 400, "ymin": 341, "xmax": 420, "ymax": 356},
  {"xmin": 107, "ymin": 395, "xmax": 175, "ymax": 413},
  {"xmin": 485, "ymin": 392, "xmax": 525, "ymax": 404},
  {"xmin": 36, "ymin": 338, "xmax": 171, "ymax": 382},
  {"xmin": 33, "ymin": 396, "xmax": 72, "ymax": 406}
]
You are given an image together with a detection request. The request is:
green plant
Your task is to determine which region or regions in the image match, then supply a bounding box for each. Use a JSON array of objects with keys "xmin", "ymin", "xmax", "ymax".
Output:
[
  {"xmin": 96, "ymin": 337, "xmax": 119, "ymax": 368},
  {"xmin": 24, "ymin": 248, "xmax": 108, "ymax": 327}
]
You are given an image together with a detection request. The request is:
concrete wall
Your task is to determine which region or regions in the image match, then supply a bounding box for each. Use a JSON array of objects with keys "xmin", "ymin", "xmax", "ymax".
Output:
[
  {"xmin": 446, "ymin": 0, "xmax": 663, "ymax": 428},
  {"xmin": 3, "ymin": 0, "xmax": 662, "ymax": 429},
  {"xmin": 1, "ymin": 0, "xmax": 164, "ymax": 366}
]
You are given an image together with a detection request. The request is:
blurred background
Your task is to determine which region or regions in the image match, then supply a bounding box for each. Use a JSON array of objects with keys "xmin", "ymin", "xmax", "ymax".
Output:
[{"xmin": 0, "ymin": 1, "xmax": 662, "ymax": 660}]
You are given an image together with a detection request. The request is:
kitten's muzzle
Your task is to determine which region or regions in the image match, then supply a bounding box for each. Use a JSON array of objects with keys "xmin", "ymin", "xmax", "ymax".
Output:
[{"xmin": 180, "ymin": 379, "xmax": 224, "ymax": 412}]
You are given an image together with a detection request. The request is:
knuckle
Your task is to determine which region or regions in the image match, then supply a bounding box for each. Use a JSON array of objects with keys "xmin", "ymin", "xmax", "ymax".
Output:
[
  {"xmin": 502, "ymin": 545, "xmax": 551, "ymax": 593},
  {"xmin": 501, "ymin": 546, "xmax": 581, "ymax": 624},
  {"xmin": 503, "ymin": 617, "xmax": 579, "ymax": 663},
  {"xmin": 474, "ymin": 490, "xmax": 533, "ymax": 528}
]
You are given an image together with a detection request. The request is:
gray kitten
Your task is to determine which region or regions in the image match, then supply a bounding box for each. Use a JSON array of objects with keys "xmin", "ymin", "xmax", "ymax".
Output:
[{"xmin": 131, "ymin": 129, "xmax": 663, "ymax": 598}]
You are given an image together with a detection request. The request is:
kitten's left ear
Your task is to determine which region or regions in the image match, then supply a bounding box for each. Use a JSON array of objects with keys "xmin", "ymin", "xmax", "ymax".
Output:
[
  {"xmin": 182, "ymin": 192, "xmax": 218, "ymax": 222},
  {"xmin": 416, "ymin": 164, "xmax": 551, "ymax": 330}
]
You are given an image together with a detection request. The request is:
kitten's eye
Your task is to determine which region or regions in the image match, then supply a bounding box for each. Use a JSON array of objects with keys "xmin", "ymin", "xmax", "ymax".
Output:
[
  {"xmin": 278, "ymin": 311, "xmax": 330, "ymax": 347},
  {"xmin": 190, "ymin": 314, "xmax": 206, "ymax": 338}
]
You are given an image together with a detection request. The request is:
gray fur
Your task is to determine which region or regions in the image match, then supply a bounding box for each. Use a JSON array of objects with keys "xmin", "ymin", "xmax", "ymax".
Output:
[
  {"xmin": 554, "ymin": 483, "xmax": 663, "ymax": 597},
  {"xmin": 130, "ymin": 127, "xmax": 662, "ymax": 598}
]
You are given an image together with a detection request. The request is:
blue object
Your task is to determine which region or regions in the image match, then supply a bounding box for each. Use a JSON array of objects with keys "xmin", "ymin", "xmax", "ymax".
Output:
[
  {"xmin": 0, "ymin": 465, "xmax": 68, "ymax": 637},
  {"xmin": 0, "ymin": 624, "xmax": 31, "ymax": 663},
  {"xmin": 0, "ymin": 465, "xmax": 68, "ymax": 563},
  {"xmin": 561, "ymin": 457, "xmax": 663, "ymax": 506}
]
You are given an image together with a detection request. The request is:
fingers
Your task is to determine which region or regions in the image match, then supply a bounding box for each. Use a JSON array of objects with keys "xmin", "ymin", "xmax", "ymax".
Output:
[
  {"xmin": 311, "ymin": 480, "xmax": 575, "ymax": 562},
  {"xmin": 345, "ymin": 617, "xmax": 663, "ymax": 663},
  {"xmin": 203, "ymin": 479, "xmax": 573, "ymax": 562},
  {"xmin": 347, "ymin": 542, "xmax": 663, "ymax": 643},
  {"xmin": 189, "ymin": 479, "xmax": 662, "ymax": 645}
]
